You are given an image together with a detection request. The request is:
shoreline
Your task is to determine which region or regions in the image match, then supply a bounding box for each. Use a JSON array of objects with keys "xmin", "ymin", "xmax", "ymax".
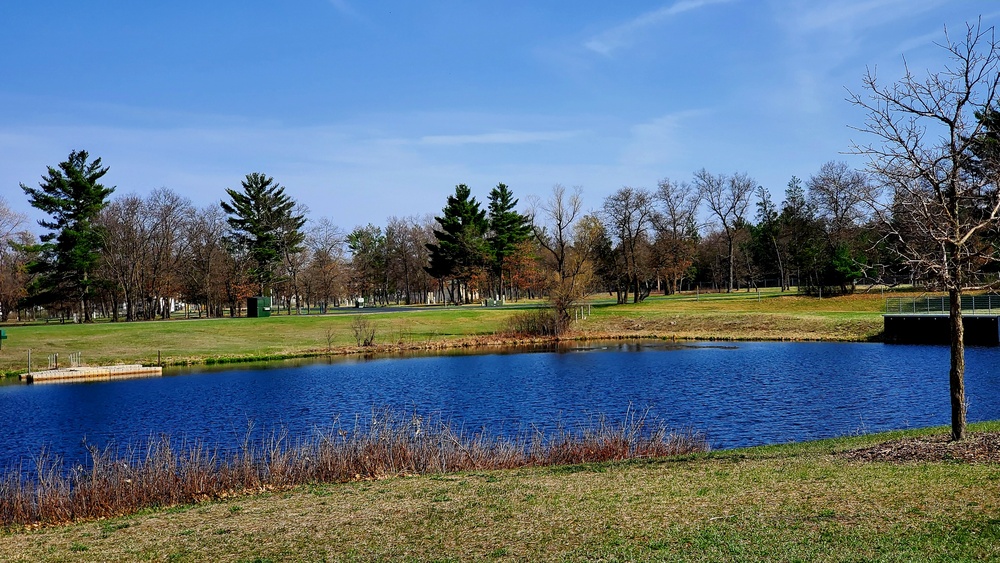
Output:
[
  {"xmin": 5, "ymin": 333, "xmax": 881, "ymax": 379},
  {"xmin": 1, "ymin": 328, "xmax": 886, "ymax": 379},
  {"xmin": 0, "ymin": 291, "xmax": 892, "ymax": 377}
]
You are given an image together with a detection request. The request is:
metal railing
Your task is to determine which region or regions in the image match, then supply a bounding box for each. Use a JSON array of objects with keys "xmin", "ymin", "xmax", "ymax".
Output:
[{"xmin": 885, "ymin": 294, "xmax": 1000, "ymax": 314}]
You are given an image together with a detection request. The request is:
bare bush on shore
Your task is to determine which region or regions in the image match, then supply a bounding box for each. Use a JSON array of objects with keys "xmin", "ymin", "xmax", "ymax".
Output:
[
  {"xmin": 499, "ymin": 308, "xmax": 562, "ymax": 337},
  {"xmin": 0, "ymin": 409, "xmax": 706, "ymax": 527},
  {"xmin": 350, "ymin": 316, "xmax": 377, "ymax": 346}
]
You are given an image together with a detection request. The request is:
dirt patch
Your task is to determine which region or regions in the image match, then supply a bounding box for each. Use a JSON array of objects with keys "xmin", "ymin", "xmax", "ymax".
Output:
[{"xmin": 841, "ymin": 432, "xmax": 1000, "ymax": 464}]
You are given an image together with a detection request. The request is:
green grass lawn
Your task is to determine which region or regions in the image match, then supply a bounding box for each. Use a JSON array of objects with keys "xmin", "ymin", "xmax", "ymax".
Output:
[
  {"xmin": 0, "ymin": 306, "xmax": 520, "ymax": 374},
  {"xmin": 0, "ymin": 289, "xmax": 908, "ymax": 375},
  {"xmin": 3, "ymin": 422, "xmax": 998, "ymax": 562}
]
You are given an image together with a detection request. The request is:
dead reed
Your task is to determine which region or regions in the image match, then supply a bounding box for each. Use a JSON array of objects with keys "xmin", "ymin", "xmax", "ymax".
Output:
[{"xmin": 0, "ymin": 409, "xmax": 705, "ymax": 528}]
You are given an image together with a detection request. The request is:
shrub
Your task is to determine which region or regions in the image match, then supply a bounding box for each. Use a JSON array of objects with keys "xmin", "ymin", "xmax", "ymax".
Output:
[
  {"xmin": 500, "ymin": 308, "xmax": 562, "ymax": 337},
  {"xmin": 350, "ymin": 316, "xmax": 377, "ymax": 346}
]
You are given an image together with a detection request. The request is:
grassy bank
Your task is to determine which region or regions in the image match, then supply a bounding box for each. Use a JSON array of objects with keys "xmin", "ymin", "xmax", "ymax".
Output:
[
  {"xmin": 2, "ymin": 422, "xmax": 998, "ymax": 562},
  {"xmin": 0, "ymin": 289, "xmax": 893, "ymax": 375}
]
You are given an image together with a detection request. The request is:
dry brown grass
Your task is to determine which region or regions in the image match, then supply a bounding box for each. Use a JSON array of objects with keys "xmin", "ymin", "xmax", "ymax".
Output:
[
  {"xmin": 3, "ymin": 424, "xmax": 1000, "ymax": 562},
  {"xmin": 578, "ymin": 311, "xmax": 882, "ymax": 342},
  {"xmin": 0, "ymin": 410, "xmax": 705, "ymax": 528}
]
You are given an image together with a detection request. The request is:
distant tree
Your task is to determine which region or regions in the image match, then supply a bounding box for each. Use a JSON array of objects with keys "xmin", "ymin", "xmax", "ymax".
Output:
[
  {"xmin": 180, "ymin": 205, "xmax": 229, "ymax": 318},
  {"xmin": 274, "ymin": 203, "xmax": 310, "ymax": 314},
  {"xmin": 532, "ymin": 185, "xmax": 587, "ymax": 328},
  {"xmin": 302, "ymin": 217, "xmax": 347, "ymax": 312},
  {"xmin": 807, "ymin": 161, "xmax": 868, "ymax": 239},
  {"xmin": 221, "ymin": 173, "xmax": 306, "ymax": 296},
  {"xmin": 20, "ymin": 150, "xmax": 115, "ymax": 322},
  {"xmin": 693, "ymin": 229, "xmax": 729, "ymax": 291},
  {"xmin": 220, "ymin": 239, "xmax": 256, "ymax": 318},
  {"xmin": 653, "ymin": 178, "xmax": 701, "ymax": 294},
  {"xmin": 965, "ymin": 105, "xmax": 1000, "ymax": 180},
  {"xmin": 849, "ymin": 22, "xmax": 1000, "ymax": 440},
  {"xmin": 532, "ymin": 184, "xmax": 583, "ymax": 280},
  {"xmin": 693, "ymin": 169, "xmax": 755, "ymax": 292},
  {"xmin": 584, "ymin": 212, "xmax": 622, "ymax": 296},
  {"xmin": 601, "ymin": 187, "xmax": 655, "ymax": 303},
  {"xmin": 385, "ymin": 215, "xmax": 434, "ymax": 305},
  {"xmin": 425, "ymin": 184, "xmax": 488, "ymax": 304},
  {"xmin": 0, "ymin": 199, "xmax": 34, "ymax": 322},
  {"xmin": 347, "ymin": 223, "xmax": 388, "ymax": 305},
  {"xmin": 505, "ymin": 238, "xmax": 547, "ymax": 301},
  {"xmin": 780, "ymin": 176, "xmax": 824, "ymax": 291},
  {"xmin": 97, "ymin": 189, "xmax": 192, "ymax": 321},
  {"xmin": 98, "ymin": 194, "xmax": 144, "ymax": 321},
  {"xmin": 486, "ymin": 183, "xmax": 532, "ymax": 300},
  {"xmin": 751, "ymin": 185, "xmax": 787, "ymax": 290}
]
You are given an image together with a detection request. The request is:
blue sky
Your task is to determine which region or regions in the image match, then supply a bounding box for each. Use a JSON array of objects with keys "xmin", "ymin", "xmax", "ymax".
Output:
[{"xmin": 1, "ymin": 1, "xmax": 995, "ymax": 232}]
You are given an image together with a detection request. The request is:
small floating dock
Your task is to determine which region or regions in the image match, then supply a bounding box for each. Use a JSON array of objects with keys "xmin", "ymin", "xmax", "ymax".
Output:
[{"xmin": 21, "ymin": 365, "xmax": 163, "ymax": 383}]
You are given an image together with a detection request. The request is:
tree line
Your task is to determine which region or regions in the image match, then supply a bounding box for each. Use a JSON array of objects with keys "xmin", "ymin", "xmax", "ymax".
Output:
[{"xmin": 0, "ymin": 150, "xmax": 964, "ymax": 325}]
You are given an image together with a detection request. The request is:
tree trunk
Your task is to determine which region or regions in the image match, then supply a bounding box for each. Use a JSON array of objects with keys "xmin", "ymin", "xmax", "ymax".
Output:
[
  {"xmin": 949, "ymin": 286, "xmax": 967, "ymax": 441},
  {"xmin": 726, "ymin": 235, "xmax": 735, "ymax": 293},
  {"xmin": 771, "ymin": 235, "xmax": 786, "ymax": 291}
]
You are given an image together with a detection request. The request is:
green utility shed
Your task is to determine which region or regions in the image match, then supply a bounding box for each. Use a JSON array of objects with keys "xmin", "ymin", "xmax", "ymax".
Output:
[{"xmin": 247, "ymin": 296, "xmax": 272, "ymax": 318}]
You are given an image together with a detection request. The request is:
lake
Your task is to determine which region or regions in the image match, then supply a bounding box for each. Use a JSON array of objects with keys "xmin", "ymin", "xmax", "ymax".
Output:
[{"xmin": 2, "ymin": 341, "xmax": 998, "ymax": 470}]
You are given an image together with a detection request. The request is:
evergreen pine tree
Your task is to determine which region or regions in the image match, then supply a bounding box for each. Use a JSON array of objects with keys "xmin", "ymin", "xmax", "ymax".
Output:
[
  {"xmin": 20, "ymin": 150, "xmax": 115, "ymax": 322},
  {"xmin": 221, "ymin": 173, "xmax": 306, "ymax": 296},
  {"xmin": 425, "ymin": 184, "xmax": 488, "ymax": 304},
  {"xmin": 486, "ymin": 183, "xmax": 531, "ymax": 300}
]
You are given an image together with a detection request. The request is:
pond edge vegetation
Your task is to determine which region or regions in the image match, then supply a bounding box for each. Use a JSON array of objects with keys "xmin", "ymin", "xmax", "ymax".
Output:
[{"xmin": 0, "ymin": 408, "xmax": 706, "ymax": 528}]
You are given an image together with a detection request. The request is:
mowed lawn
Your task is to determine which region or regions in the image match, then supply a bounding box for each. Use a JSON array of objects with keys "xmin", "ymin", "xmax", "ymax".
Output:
[
  {"xmin": 581, "ymin": 287, "xmax": 889, "ymax": 342},
  {"xmin": 0, "ymin": 288, "xmax": 901, "ymax": 374},
  {"xmin": 2, "ymin": 423, "xmax": 999, "ymax": 562},
  {"xmin": 0, "ymin": 306, "xmax": 519, "ymax": 374}
]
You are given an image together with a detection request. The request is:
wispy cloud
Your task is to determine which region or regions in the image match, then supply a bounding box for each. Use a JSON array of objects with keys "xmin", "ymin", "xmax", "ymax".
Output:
[
  {"xmin": 585, "ymin": 0, "xmax": 735, "ymax": 56},
  {"xmin": 784, "ymin": 0, "xmax": 944, "ymax": 33},
  {"xmin": 618, "ymin": 110, "xmax": 706, "ymax": 168},
  {"xmin": 327, "ymin": 0, "xmax": 364, "ymax": 21},
  {"xmin": 419, "ymin": 130, "xmax": 581, "ymax": 146},
  {"xmin": 892, "ymin": 28, "xmax": 945, "ymax": 55}
]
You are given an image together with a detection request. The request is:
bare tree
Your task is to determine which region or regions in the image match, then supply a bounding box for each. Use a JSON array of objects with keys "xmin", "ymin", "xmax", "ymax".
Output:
[
  {"xmin": 850, "ymin": 22, "xmax": 1000, "ymax": 440},
  {"xmin": 99, "ymin": 195, "xmax": 145, "ymax": 321},
  {"xmin": 180, "ymin": 205, "xmax": 229, "ymax": 317},
  {"xmin": 303, "ymin": 217, "xmax": 347, "ymax": 312},
  {"xmin": 531, "ymin": 185, "xmax": 587, "ymax": 330},
  {"xmin": 654, "ymin": 178, "xmax": 701, "ymax": 294},
  {"xmin": 99, "ymin": 189, "xmax": 193, "ymax": 320},
  {"xmin": 532, "ymin": 185, "xmax": 583, "ymax": 280},
  {"xmin": 385, "ymin": 216, "xmax": 433, "ymax": 305},
  {"xmin": 807, "ymin": 161, "xmax": 869, "ymax": 241},
  {"xmin": 0, "ymin": 198, "xmax": 33, "ymax": 322},
  {"xmin": 602, "ymin": 187, "xmax": 656, "ymax": 303},
  {"xmin": 143, "ymin": 188, "xmax": 193, "ymax": 319},
  {"xmin": 693, "ymin": 169, "xmax": 756, "ymax": 292},
  {"xmin": 276, "ymin": 203, "xmax": 310, "ymax": 314}
]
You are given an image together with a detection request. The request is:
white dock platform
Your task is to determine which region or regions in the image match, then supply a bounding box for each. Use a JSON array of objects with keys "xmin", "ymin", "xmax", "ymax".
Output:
[{"xmin": 21, "ymin": 364, "xmax": 163, "ymax": 383}]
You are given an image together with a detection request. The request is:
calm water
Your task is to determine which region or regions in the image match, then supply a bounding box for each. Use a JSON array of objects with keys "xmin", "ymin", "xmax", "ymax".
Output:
[{"xmin": 2, "ymin": 341, "xmax": 999, "ymax": 469}]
